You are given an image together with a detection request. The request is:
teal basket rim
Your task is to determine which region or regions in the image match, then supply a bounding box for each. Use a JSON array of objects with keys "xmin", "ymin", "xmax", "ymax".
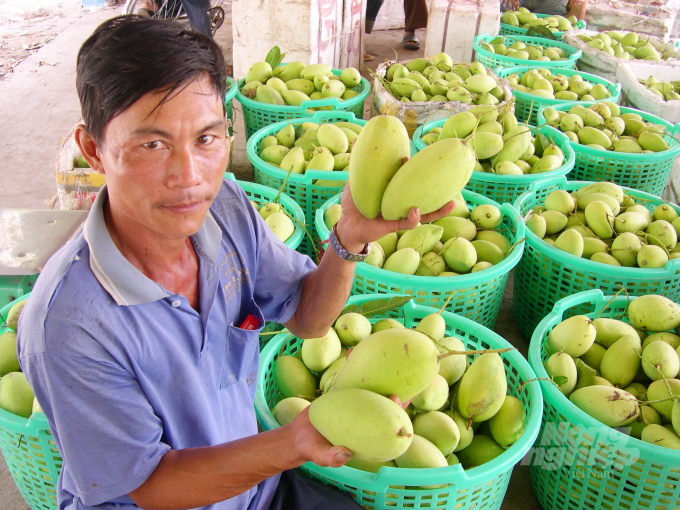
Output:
[
  {"xmin": 0, "ymin": 293, "xmax": 51, "ymax": 438},
  {"xmin": 536, "ymin": 103, "xmax": 680, "ymax": 161},
  {"xmin": 494, "ymin": 65, "xmax": 622, "ymax": 106},
  {"xmin": 255, "ymin": 294, "xmax": 543, "ymax": 487},
  {"xmin": 224, "ymin": 173, "xmax": 305, "ymax": 250},
  {"xmin": 528, "ymin": 289, "xmax": 680, "ymax": 463},
  {"xmin": 314, "ymin": 190, "xmax": 526, "ymax": 286},
  {"xmin": 235, "ymin": 68, "xmax": 370, "ymax": 115},
  {"xmin": 513, "ymin": 174, "xmax": 680, "ymax": 276},
  {"xmin": 473, "ymin": 33, "xmax": 582, "ymax": 67},
  {"xmin": 500, "ymin": 13, "xmax": 586, "ymax": 38},
  {"xmin": 412, "ymin": 122, "xmax": 576, "ymax": 185},
  {"xmin": 245, "ymin": 110, "xmax": 365, "ymax": 187},
  {"xmin": 225, "ymin": 76, "xmax": 238, "ymax": 103}
]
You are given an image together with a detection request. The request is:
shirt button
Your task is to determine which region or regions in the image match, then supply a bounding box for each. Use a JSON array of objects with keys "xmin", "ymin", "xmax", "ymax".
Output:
[{"xmin": 171, "ymin": 300, "xmax": 181, "ymax": 308}]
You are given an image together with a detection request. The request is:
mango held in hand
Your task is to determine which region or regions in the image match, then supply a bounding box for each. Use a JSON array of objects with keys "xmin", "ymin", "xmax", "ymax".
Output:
[
  {"xmin": 308, "ymin": 388, "xmax": 414, "ymax": 462},
  {"xmin": 458, "ymin": 353, "xmax": 508, "ymax": 423},
  {"xmin": 332, "ymin": 328, "xmax": 439, "ymax": 402},
  {"xmin": 348, "ymin": 116, "xmax": 411, "ymax": 219},
  {"xmin": 381, "ymin": 138, "xmax": 475, "ymax": 220},
  {"xmin": 568, "ymin": 386, "xmax": 639, "ymax": 427}
]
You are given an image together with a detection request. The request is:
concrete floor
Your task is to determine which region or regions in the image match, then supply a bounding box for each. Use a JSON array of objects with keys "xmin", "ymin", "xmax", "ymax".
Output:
[{"xmin": 0, "ymin": 5, "xmax": 540, "ymax": 510}]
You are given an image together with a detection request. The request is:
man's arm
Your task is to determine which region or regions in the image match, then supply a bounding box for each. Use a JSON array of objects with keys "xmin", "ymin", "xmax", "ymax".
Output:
[
  {"xmin": 284, "ymin": 184, "xmax": 454, "ymax": 339},
  {"xmin": 129, "ymin": 408, "xmax": 349, "ymax": 510}
]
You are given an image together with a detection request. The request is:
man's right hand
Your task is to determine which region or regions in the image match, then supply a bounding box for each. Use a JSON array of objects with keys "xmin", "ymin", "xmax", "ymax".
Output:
[{"xmin": 288, "ymin": 407, "xmax": 353, "ymax": 468}]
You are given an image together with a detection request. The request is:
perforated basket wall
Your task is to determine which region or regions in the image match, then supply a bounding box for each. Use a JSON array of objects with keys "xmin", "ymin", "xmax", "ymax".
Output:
[
  {"xmin": 473, "ymin": 34, "xmax": 581, "ymax": 70},
  {"xmin": 314, "ymin": 192, "xmax": 525, "ymax": 329},
  {"xmin": 236, "ymin": 67, "xmax": 370, "ymax": 139},
  {"xmin": 537, "ymin": 104, "xmax": 680, "ymax": 196},
  {"xmin": 0, "ymin": 294, "xmax": 62, "ymax": 510},
  {"xmin": 499, "ymin": 14, "xmax": 586, "ymax": 38},
  {"xmin": 246, "ymin": 111, "xmax": 365, "ymax": 258},
  {"xmin": 494, "ymin": 66, "xmax": 621, "ymax": 125},
  {"xmin": 528, "ymin": 290, "xmax": 680, "ymax": 510},
  {"xmin": 255, "ymin": 294, "xmax": 543, "ymax": 510},
  {"xmin": 224, "ymin": 173, "xmax": 305, "ymax": 251},
  {"xmin": 412, "ymin": 122, "xmax": 575, "ymax": 205},
  {"xmin": 512, "ymin": 176, "xmax": 680, "ymax": 339}
]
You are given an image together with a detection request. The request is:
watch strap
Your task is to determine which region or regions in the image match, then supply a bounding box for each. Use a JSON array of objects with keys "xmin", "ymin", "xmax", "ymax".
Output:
[{"xmin": 329, "ymin": 225, "xmax": 370, "ymax": 262}]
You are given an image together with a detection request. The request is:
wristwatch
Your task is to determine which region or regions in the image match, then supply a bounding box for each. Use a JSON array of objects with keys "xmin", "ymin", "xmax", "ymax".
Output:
[{"xmin": 329, "ymin": 225, "xmax": 371, "ymax": 262}]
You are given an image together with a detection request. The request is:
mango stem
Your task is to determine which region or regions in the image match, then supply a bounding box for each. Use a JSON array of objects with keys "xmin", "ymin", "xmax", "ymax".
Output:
[{"xmin": 437, "ymin": 347, "xmax": 515, "ymax": 361}]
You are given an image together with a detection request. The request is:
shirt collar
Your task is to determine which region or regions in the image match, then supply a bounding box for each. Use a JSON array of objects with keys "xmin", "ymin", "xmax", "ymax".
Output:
[{"xmin": 83, "ymin": 185, "xmax": 222, "ymax": 306}]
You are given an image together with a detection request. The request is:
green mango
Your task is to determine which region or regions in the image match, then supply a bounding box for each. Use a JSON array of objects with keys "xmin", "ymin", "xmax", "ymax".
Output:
[
  {"xmin": 273, "ymin": 397, "xmax": 310, "ymax": 426},
  {"xmin": 0, "ymin": 332, "xmax": 20, "ymax": 377},
  {"xmin": 628, "ymin": 295, "xmax": 680, "ymax": 332},
  {"xmin": 437, "ymin": 336, "xmax": 468, "ymax": 385},
  {"xmin": 489, "ymin": 395, "xmax": 525, "ymax": 449},
  {"xmin": 5, "ymin": 301, "xmax": 26, "ymax": 331},
  {"xmin": 641, "ymin": 424, "xmax": 680, "ymax": 450},
  {"xmin": 394, "ymin": 434, "xmax": 448, "ymax": 468},
  {"xmin": 458, "ymin": 353, "xmax": 507, "ymax": 423},
  {"xmin": 432, "ymin": 216, "xmax": 477, "ymax": 243},
  {"xmin": 599, "ymin": 334, "xmax": 641, "ymax": 388},
  {"xmin": 456, "ymin": 435, "xmax": 505, "ymax": 469},
  {"xmin": 273, "ymin": 355, "xmax": 316, "ymax": 399},
  {"xmin": 641, "ymin": 341, "xmax": 680, "ymax": 381},
  {"xmin": 546, "ymin": 315, "xmax": 597, "ymax": 357},
  {"xmin": 544, "ymin": 351, "xmax": 577, "ymax": 395},
  {"xmin": 411, "ymin": 374, "xmax": 450, "ymax": 411},
  {"xmin": 319, "ymin": 357, "xmax": 346, "ymax": 393},
  {"xmin": 371, "ymin": 318, "xmax": 404, "ymax": 334},
  {"xmin": 569, "ymin": 386, "xmax": 639, "ymax": 427},
  {"xmin": 0, "ymin": 372, "xmax": 34, "ymax": 419},
  {"xmin": 397, "ymin": 224, "xmax": 444, "ymax": 254},
  {"xmin": 648, "ymin": 378, "xmax": 680, "ymax": 421},
  {"xmin": 334, "ymin": 313, "xmax": 372, "ymax": 347}
]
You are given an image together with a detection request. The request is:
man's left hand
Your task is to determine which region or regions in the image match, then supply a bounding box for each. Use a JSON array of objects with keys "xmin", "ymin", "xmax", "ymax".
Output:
[{"xmin": 334, "ymin": 183, "xmax": 456, "ymax": 253}]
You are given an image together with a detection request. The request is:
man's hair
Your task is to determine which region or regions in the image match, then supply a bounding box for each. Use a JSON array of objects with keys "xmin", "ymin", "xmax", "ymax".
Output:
[{"xmin": 76, "ymin": 16, "xmax": 227, "ymax": 145}]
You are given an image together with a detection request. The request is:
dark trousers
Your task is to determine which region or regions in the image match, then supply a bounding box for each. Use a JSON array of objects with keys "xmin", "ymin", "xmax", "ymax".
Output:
[
  {"xmin": 156, "ymin": 0, "xmax": 212, "ymax": 37},
  {"xmin": 271, "ymin": 470, "xmax": 363, "ymax": 510},
  {"xmin": 365, "ymin": 0, "xmax": 428, "ymax": 30}
]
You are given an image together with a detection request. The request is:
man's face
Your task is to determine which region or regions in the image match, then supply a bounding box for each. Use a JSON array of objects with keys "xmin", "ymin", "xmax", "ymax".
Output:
[{"xmin": 94, "ymin": 76, "xmax": 229, "ymax": 240}]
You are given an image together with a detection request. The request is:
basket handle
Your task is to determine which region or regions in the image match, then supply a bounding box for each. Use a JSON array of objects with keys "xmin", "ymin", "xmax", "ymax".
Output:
[
  {"xmin": 312, "ymin": 111, "xmax": 358, "ymax": 123},
  {"xmin": 224, "ymin": 172, "xmax": 236, "ymax": 182},
  {"xmin": 298, "ymin": 97, "xmax": 343, "ymax": 112},
  {"xmin": 305, "ymin": 170, "xmax": 349, "ymax": 183},
  {"xmin": 551, "ymin": 289, "xmax": 606, "ymax": 315}
]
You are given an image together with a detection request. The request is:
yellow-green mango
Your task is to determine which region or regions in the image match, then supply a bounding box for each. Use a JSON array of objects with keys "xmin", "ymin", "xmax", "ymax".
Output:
[
  {"xmin": 593, "ymin": 317, "xmax": 639, "ymax": 348},
  {"xmin": 456, "ymin": 435, "xmax": 505, "ymax": 469},
  {"xmin": 413, "ymin": 411, "xmax": 461, "ymax": 456},
  {"xmin": 273, "ymin": 61, "xmax": 306, "ymax": 82},
  {"xmin": 544, "ymin": 351, "xmax": 578, "ymax": 395},
  {"xmin": 274, "ymin": 397, "xmax": 311, "ymax": 426},
  {"xmin": 489, "ymin": 395, "xmax": 526, "ymax": 448},
  {"xmin": 5, "ymin": 301, "xmax": 25, "ymax": 331},
  {"xmin": 280, "ymin": 146, "xmax": 306, "ymax": 174},
  {"xmin": 309, "ymin": 388, "xmax": 414, "ymax": 462},
  {"xmin": 0, "ymin": 372, "xmax": 34, "ymax": 419},
  {"xmin": 439, "ymin": 112, "xmax": 478, "ymax": 140},
  {"xmin": 641, "ymin": 341, "xmax": 679, "ymax": 381},
  {"xmin": 319, "ymin": 357, "xmax": 347, "ymax": 393},
  {"xmin": 628, "ymin": 295, "xmax": 680, "ymax": 332},
  {"xmin": 642, "ymin": 332, "xmax": 680, "ymax": 351},
  {"xmin": 381, "ymin": 139, "xmax": 475, "ymax": 220},
  {"xmin": 397, "ymin": 224, "xmax": 444, "ymax": 253},
  {"xmin": 300, "ymin": 64, "xmax": 332, "ymax": 80},
  {"xmin": 394, "ymin": 433, "xmax": 448, "ymax": 468},
  {"xmin": 441, "ymin": 237, "xmax": 477, "ymax": 273},
  {"xmin": 491, "ymin": 125, "xmax": 532, "ymax": 167},
  {"xmin": 569, "ymin": 386, "xmax": 640, "ymax": 427},
  {"xmin": 411, "ymin": 374, "xmax": 450, "ymax": 411},
  {"xmin": 317, "ymin": 123, "xmax": 349, "ymax": 154},
  {"xmin": 302, "ymin": 328, "xmax": 341, "ymax": 372},
  {"xmin": 265, "ymin": 212, "xmax": 294, "ymax": 242},
  {"xmin": 546, "ymin": 315, "xmax": 597, "ymax": 357},
  {"xmin": 376, "ymin": 232, "xmax": 398, "ymax": 259},
  {"xmin": 474, "ymin": 230, "xmax": 511, "ymax": 255},
  {"xmin": 580, "ymin": 342, "xmax": 607, "ymax": 372},
  {"xmin": 582, "ymin": 237, "xmax": 609, "ymax": 259},
  {"xmin": 333, "ymin": 328, "xmax": 439, "ymax": 402},
  {"xmin": 554, "ymin": 229, "xmax": 584, "ymax": 257},
  {"xmin": 382, "ymin": 248, "xmax": 420, "ymax": 275},
  {"xmin": 584, "ymin": 201, "xmax": 614, "ymax": 239},
  {"xmin": 526, "ymin": 214, "xmax": 547, "ymax": 238},
  {"xmin": 371, "ymin": 318, "xmax": 404, "ymax": 334},
  {"xmin": 648, "ymin": 378, "xmax": 680, "ymax": 421},
  {"xmin": 335, "ymin": 313, "xmax": 372, "ymax": 347},
  {"xmin": 573, "ymin": 182, "xmax": 624, "ymax": 204},
  {"xmin": 415, "ymin": 312, "xmax": 446, "ymax": 341},
  {"xmin": 348, "ymin": 116, "xmax": 410, "ymax": 219},
  {"xmin": 641, "ymin": 424, "xmax": 680, "ymax": 450},
  {"xmin": 458, "ymin": 353, "xmax": 507, "ymax": 423},
  {"xmin": 324, "ymin": 203, "xmax": 342, "ymax": 231},
  {"xmin": 437, "ymin": 336, "xmax": 468, "ymax": 385},
  {"xmin": 0, "ymin": 332, "xmax": 19, "ymax": 377},
  {"xmin": 432, "ymin": 216, "xmax": 477, "ymax": 243},
  {"xmin": 629, "ymin": 405, "xmax": 661, "ymax": 439},
  {"xmin": 274, "ymin": 355, "xmax": 317, "ymax": 399},
  {"xmin": 472, "ymin": 239, "xmax": 505, "ymax": 264},
  {"xmin": 600, "ymin": 333, "xmax": 641, "ymax": 388}
]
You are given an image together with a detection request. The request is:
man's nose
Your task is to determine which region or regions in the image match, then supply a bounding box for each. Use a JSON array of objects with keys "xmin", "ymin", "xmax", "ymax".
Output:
[{"xmin": 169, "ymin": 146, "xmax": 202, "ymax": 188}]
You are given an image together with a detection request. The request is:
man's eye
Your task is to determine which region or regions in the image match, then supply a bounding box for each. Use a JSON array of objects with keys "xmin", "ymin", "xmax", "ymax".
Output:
[
  {"xmin": 144, "ymin": 141, "xmax": 162, "ymax": 149},
  {"xmin": 198, "ymin": 135, "xmax": 214, "ymax": 144}
]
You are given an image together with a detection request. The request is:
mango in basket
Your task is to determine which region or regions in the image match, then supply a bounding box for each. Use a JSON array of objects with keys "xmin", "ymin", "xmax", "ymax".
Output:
[
  {"xmin": 569, "ymin": 386, "xmax": 639, "ymax": 427},
  {"xmin": 0, "ymin": 372, "xmax": 34, "ymax": 419},
  {"xmin": 458, "ymin": 353, "xmax": 507, "ymax": 423}
]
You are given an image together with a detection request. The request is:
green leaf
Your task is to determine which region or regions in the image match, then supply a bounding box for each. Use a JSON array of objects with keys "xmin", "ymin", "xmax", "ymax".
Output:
[
  {"xmin": 552, "ymin": 376, "xmax": 569, "ymax": 387},
  {"xmin": 265, "ymin": 46, "xmax": 287, "ymax": 70},
  {"xmin": 526, "ymin": 26, "xmax": 558, "ymax": 41},
  {"xmin": 575, "ymin": 358, "xmax": 597, "ymax": 390},
  {"xmin": 338, "ymin": 296, "xmax": 413, "ymax": 319}
]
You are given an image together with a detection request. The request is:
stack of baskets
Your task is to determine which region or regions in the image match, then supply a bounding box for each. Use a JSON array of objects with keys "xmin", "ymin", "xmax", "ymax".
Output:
[
  {"xmin": 256, "ymin": 294, "xmax": 543, "ymax": 510},
  {"xmin": 537, "ymin": 104, "xmax": 680, "ymax": 196},
  {"xmin": 315, "ymin": 191, "xmax": 525, "ymax": 329},
  {"xmin": 473, "ymin": 34, "xmax": 582, "ymax": 71},
  {"xmin": 499, "ymin": 13, "xmax": 586, "ymax": 38}
]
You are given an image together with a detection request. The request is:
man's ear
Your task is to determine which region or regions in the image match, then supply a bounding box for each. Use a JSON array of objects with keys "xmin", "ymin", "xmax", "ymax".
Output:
[{"xmin": 74, "ymin": 125, "xmax": 105, "ymax": 174}]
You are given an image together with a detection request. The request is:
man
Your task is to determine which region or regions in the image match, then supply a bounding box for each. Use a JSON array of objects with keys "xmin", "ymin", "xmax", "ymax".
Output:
[
  {"xmin": 17, "ymin": 16, "xmax": 453, "ymax": 510},
  {"xmin": 364, "ymin": 0, "xmax": 428, "ymax": 60}
]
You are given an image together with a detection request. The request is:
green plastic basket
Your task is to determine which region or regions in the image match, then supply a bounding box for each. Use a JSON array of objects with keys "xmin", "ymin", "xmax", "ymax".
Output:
[
  {"xmin": 412, "ymin": 122, "xmax": 575, "ymax": 205},
  {"xmin": 474, "ymin": 34, "xmax": 581, "ymax": 70},
  {"xmin": 225, "ymin": 76, "xmax": 238, "ymax": 136},
  {"xmin": 529, "ymin": 289, "xmax": 680, "ymax": 510},
  {"xmin": 499, "ymin": 13, "xmax": 586, "ymax": 38},
  {"xmin": 512, "ymin": 175, "xmax": 680, "ymax": 339},
  {"xmin": 536, "ymin": 103, "xmax": 680, "ymax": 196},
  {"xmin": 314, "ymin": 191, "xmax": 525, "ymax": 329},
  {"xmin": 255, "ymin": 294, "xmax": 543, "ymax": 510},
  {"xmin": 494, "ymin": 66, "xmax": 621, "ymax": 125},
  {"xmin": 0, "ymin": 275, "xmax": 37, "ymax": 310},
  {"xmin": 0, "ymin": 294, "xmax": 62, "ymax": 510},
  {"xmin": 236, "ymin": 66, "xmax": 370, "ymax": 139},
  {"xmin": 224, "ymin": 172, "xmax": 305, "ymax": 251}
]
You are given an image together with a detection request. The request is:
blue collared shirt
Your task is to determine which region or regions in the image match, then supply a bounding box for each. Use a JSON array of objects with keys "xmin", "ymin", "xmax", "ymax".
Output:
[{"xmin": 17, "ymin": 179, "xmax": 316, "ymax": 510}]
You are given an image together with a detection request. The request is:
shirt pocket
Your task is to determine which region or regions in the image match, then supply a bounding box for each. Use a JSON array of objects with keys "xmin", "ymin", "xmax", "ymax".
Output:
[{"xmin": 220, "ymin": 300, "xmax": 264, "ymax": 389}]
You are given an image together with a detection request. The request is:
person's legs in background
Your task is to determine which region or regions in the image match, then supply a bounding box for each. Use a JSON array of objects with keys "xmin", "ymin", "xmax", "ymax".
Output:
[
  {"xmin": 365, "ymin": 0, "xmax": 385, "ymax": 61},
  {"xmin": 403, "ymin": 0, "xmax": 428, "ymax": 50},
  {"xmin": 180, "ymin": 0, "xmax": 212, "ymax": 37},
  {"xmin": 567, "ymin": 0, "xmax": 587, "ymax": 20}
]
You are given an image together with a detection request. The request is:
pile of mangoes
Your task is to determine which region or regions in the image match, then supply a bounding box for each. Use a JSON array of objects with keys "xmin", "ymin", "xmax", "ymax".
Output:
[
  {"xmin": 478, "ymin": 36, "xmax": 571, "ymax": 62},
  {"xmin": 273, "ymin": 308, "xmax": 526, "ymax": 470},
  {"xmin": 380, "ymin": 58, "xmax": 506, "ymax": 105},
  {"xmin": 241, "ymin": 62, "xmax": 362, "ymax": 107},
  {"xmin": 505, "ymin": 68, "xmax": 611, "ymax": 101},
  {"xmin": 576, "ymin": 31, "xmax": 668, "ymax": 61},
  {"xmin": 638, "ymin": 75, "xmax": 680, "ymax": 102},
  {"xmin": 501, "ymin": 9, "xmax": 577, "ymax": 32},
  {"xmin": 543, "ymin": 101, "xmax": 672, "ymax": 153},
  {"xmin": 543, "ymin": 294, "xmax": 680, "ymax": 451},
  {"xmin": 526, "ymin": 181, "xmax": 679, "ymax": 268},
  {"xmin": 324, "ymin": 202, "xmax": 513, "ymax": 276},
  {"xmin": 247, "ymin": 199, "xmax": 296, "ymax": 243},
  {"xmin": 419, "ymin": 106, "xmax": 566, "ymax": 176},
  {"xmin": 256, "ymin": 121, "xmax": 361, "ymax": 186},
  {"xmin": 0, "ymin": 300, "xmax": 39, "ymax": 419}
]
